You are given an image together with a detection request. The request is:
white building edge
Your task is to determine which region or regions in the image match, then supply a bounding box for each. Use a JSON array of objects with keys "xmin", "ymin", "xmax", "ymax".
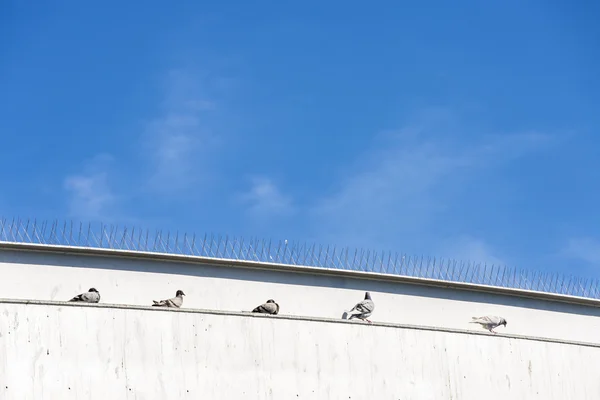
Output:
[{"xmin": 1, "ymin": 241, "xmax": 599, "ymax": 399}]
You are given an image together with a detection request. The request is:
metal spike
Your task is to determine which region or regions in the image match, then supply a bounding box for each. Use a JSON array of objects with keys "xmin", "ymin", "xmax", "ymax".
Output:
[
  {"xmin": 120, "ymin": 227, "xmax": 128, "ymax": 249},
  {"xmin": 196, "ymin": 233, "xmax": 204, "ymax": 256},
  {"xmin": 220, "ymin": 235, "xmax": 227, "ymax": 258},
  {"xmin": 449, "ymin": 259, "xmax": 457, "ymax": 280},
  {"xmin": 163, "ymin": 230, "xmax": 170, "ymax": 252},
  {"xmin": 23, "ymin": 217, "xmax": 29, "ymax": 241},
  {"xmin": 186, "ymin": 233, "xmax": 195, "ymax": 255},
  {"xmin": 356, "ymin": 248, "xmax": 364, "ymax": 272},
  {"xmin": 60, "ymin": 220, "xmax": 66, "ymax": 243},
  {"xmin": 298, "ymin": 241, "xmax": 306, "ymax": 264},
  {"xmin": 8, "ymin": 217, "xmax": 16, "ymax": 240},
  {"xmin": 31, "ymin": 219, "xmax": 39, "ymax": 243},
  {"xmin": 215, "ymin": 234, "xmax": 223, "ymax": 257},
  {"xmin": 549, "ymin": 272, "xmax": 557, "ymax": 292},
  {"xmin": 307, "ymin": 243, "xmax": 314, "ymax": 265},
  {"xmin": 586, "ymin": 278, "xmax": 595, "ymax": 296},
  {"xmin": 272, "ymin": 240, "xmax": 281, "ymax": 263},
  {"xmin": 181, "ymin": 232, "xmax": 189, "ymax": 254},
  {"xmin": 173, "ymin": 231, "xmax": 180, "ymax": 253},
  {"xmin": 13, "ymin": 217, "xmax": 21, "ymax": 241},
  {"xmin": 566, "ymin": 275, "xmax": 574, "ymax": 294},
  {"xmin": 257, "ymin": 239, "xmax": 265, "ymax": 261},
  {"xmin": 363, "ymin": 250, "xmax": 371, "ymax": 272},
  {"xmin": 348, "ymin": 248, "xmax": 356, "ymax": 270},
  {"xmin": 263, "ymin": 239, "xmax": 270, "ymax": 261},
  {"xmin": 22, "ymin": 218, "xmax": 32, "ymax": 243},
  {"xmin": 389, "ymin": 252, "xmax": 397, "ymax": 274},
  {"xmin": 236, "ymin": 237, "xmax": 243, "ymax": 260}
]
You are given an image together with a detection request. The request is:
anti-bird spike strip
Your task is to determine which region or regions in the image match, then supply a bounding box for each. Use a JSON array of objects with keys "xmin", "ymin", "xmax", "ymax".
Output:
[{"xmin": 0, "ymin": 217, "xmax": 599, "ymax": 300}]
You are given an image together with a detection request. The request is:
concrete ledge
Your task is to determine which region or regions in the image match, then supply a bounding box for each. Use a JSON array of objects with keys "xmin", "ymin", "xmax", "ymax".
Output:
[
  {"xmin": 2, "ymin": 297, "xmax": 598, "ymax": 349},
  {"xmin": 2, "ymin": 240, "xmax": 600, "ymax": 309}
]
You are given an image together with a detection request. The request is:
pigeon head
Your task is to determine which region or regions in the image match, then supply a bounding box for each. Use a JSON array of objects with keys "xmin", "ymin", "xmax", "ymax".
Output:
[
  {"xmin": 176, "ymin": 290, "xmax": 185, "ymax": 297},
  {"xmin": 266, "ymin": 299, "xmax": 276, "ymax": 304},
  {"xmin": 501, "ymin": 318, "xmax": 507, "ymax": 326},
  {"xmin": 364, "ymin": 292, "xmax": 372, "ymax": 300},
  {"xmin": 88, "ymin": 288, "xmax": 99, "ymax": 293}
]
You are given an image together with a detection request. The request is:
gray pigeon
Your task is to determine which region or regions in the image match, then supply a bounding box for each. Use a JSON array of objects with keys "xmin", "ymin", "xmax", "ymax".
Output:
[
  {"xmin": 347, "ymin": 292, "xmax": 375, "ymax": 323},
  {"xmin": 69, "ymin": 288, "xmax": 100, "ymax": 303},
  {"xmin": 152, "ymin": 290, "xmax": 185, "ymax": 308},
  {"xmin": 252, "ymin": 299, "xmax": 279, "ymax": 315},
  {"xmin": 470, "ymin": 315, "xmax": 507, "ymax": 334}
]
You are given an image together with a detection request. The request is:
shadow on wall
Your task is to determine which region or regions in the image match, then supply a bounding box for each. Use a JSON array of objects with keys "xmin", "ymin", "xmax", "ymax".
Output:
[{"xmin": 2, "ymin": 249, "xmax": 600, "ymax": 319}]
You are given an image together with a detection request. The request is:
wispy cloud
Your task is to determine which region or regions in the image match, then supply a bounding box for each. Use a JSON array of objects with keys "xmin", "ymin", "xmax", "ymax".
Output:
[
  {"xmin": 61, "ymin": 67, "xmax": 230, "ymax": 221},
  {"xmin": 308, "ymin": 110, "xmax": 553, "ymax": 259},
  {"xmin": 63, "ymin": 154, "xmax": 116, "ymax": 219},
  {"xmin": 238, "ymin": 176, "xmax": 294, "ymax": 218},
  {"xmin": 143, "ymin": 69, "xmax": 221, "ymax": 193},
  {"xmin": 562, "ymin": 237, "xmax": 600, "ymax": 266}
]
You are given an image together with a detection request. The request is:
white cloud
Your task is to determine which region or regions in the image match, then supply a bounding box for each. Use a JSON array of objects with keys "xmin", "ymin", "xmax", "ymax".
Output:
[
  {"xmin": 238, "ymin": 176, "xmax": 294, "ymax": 217},
  {"xmin": 308, "ymin": 111, "xmax": 553, "ymax": 257},
  {"xmin": 562, "ymin": 237, "xmax": 600, "ymax": 266},
  {"xmin": 61, "ymin": 68, "xmax": 229, "ymax": 220},
  {"xmin": 309, "ymin": 135, "xmax": 470, "ymax": 249},
  {"xmin": 63, "ymin": 154, "xmax": 116, "ymax": 219},
  {"xmin": 143, "ymin": 69, "xmax": 220, "ymax": 193}
]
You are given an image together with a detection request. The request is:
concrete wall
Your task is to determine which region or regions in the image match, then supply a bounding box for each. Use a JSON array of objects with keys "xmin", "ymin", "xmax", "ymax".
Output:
[
  {"xmin": 1, "ymin": 246, "xmax": 600, "ymax": 345},
  {"xmin": 1, "ymin": 301, "xmax": 599, "ymax": 400}
]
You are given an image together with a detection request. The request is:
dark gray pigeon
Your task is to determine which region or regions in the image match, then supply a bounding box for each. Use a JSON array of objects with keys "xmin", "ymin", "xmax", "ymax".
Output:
[
  {"xmin": 252, "ymin": 299, "xmax": 279, "ymax": 315},
  {"xmin": 152, "ymin": 290, "xmax": 185, "ymax": 308},
  {"xmin": 347, "ymin": 292, "xmax": 375, "ymax": 323},
  {"xmin": 470, "ymin": 315, "xmax": 507, "ymax": 334},
  {"xmin": 69, "ymin": 288, "xmax": 100, "ymax": 303}
]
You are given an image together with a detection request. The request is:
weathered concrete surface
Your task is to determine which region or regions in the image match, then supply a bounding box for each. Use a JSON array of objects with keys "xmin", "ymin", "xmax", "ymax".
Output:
[
  {"xmin": 0, "ymin": 302, "xmax": 598, "ymax": 400},
  {"xmin": 1, "ymin": 247, "xmax": 600, "ymax": 344}
]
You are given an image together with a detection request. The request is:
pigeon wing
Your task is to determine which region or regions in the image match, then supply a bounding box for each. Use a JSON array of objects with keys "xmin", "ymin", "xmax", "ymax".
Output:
[
  {"xmin": 81, "ymin": 292, "xmax": 100, "ymax": 303},
  {"xmin": 472, "ymin": 316, "xmax": 500, "ymax": 325},
  {"xmin": 69, "ymin": 294, "xmax": 84, "ymax": 302},
  {"xmin": 252, "ymin": 302, "xmax": 278, "ymax": 314},
  {"xmin": 262, "ymin": 302, "xmax": 278, "ymax": 314},
  {"xmin": 354, "ymin": 299, "xmax": 375, "ymax": 313},
  {"xmin": 69, "ymin": 291, "xmax": 100, "ymax": 303},
  {"xmin": 166, "ymin": 296, "xmax": 183, "ymax": 308}
]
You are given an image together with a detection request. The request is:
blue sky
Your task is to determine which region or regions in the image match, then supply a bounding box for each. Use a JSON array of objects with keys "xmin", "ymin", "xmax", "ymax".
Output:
[{"xmin": 1, "ymin": 1, "xmax": 600, "ymax": 278}]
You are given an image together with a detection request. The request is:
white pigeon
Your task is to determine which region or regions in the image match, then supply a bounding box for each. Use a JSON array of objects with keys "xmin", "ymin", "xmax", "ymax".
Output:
[
  {"xmin": 470, "ymin": 315, "xmax": 507, "ymax": 334},
  {"xmin": 152, "ymin": 290, "xmax": 185, "ymax": 308},
  {"xmin": 252, "ymin": 299, "xmax": 280, "ymax": 315},
  {"xmin": 69, "ymin": 288, "xmax": 100, "ymax": 303},
  {"xmin": 347, "ymin": 292, "xmax": 375, "ymax": 323}
]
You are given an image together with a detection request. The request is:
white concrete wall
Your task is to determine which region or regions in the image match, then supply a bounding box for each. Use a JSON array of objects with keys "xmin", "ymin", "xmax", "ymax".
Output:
[
  {"xmin": 1, "ymin": 247, "xmax": 600, "ymax": 344},
  {"xmin": 0, "ymin": 302, "xmax": 599, "ymax": 400}
]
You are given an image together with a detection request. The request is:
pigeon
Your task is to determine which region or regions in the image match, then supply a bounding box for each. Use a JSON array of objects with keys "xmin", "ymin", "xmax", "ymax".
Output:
[
  {"xmin": 152, "ymin": 290, "xmax": 185, "ymax": 308},
  {"xmin": 470, "ymin": 315, "xmax": 507, "ymax": 334},
  {"xmin": 252, "ymin": 299, "xmax": 280, "ymax": 315},
  {"xmin": 69, "ymin": 288, "xmax": 100, "ymax": 303},
  {"xmin": 347, "ymin": 292, "xmax": 375, "ymax": 323}
]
